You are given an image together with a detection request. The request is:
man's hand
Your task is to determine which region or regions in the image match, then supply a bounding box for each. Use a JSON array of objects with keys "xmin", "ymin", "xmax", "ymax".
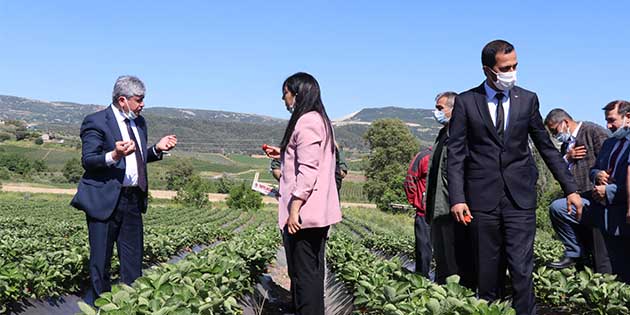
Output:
[
  {"xmin": 111, "ymin": 140, "xmax": 135, "ymax": 161},
  {"xmin": 567, "ymin": 192, "xmax": 584, "ymax": 221},
  {"xmin": 156, "ymin": 135, "xmax": 177, "ymax": 152},
  {"xmin": 287, "ymin": 197, "xmax": 304, "ymax": 234},
  {"xmin": 592, "ymin": 185, "xmax": 607, "ymax": 204},
  {"xmin": 566, "ymin": 145, "xmax": 587, "ymax": 161},
  {"xmin": 451, "ymin": 203, "xmax": 472, "ymax": 226},
  {"xmin": 595, "ymin": 170, "xmax": 610, "ymax": 185}
]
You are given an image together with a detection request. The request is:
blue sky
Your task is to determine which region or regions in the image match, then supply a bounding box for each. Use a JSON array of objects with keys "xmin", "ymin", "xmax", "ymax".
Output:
[{"xmin": 1, "ymin": 1, "xmax": 629, "ymax": 123}]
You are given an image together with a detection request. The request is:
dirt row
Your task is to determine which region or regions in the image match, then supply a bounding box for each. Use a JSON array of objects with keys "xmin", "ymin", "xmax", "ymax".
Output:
[{"xmin": 1, "ymin": 183, "xmax": 377, "ymax": 208}]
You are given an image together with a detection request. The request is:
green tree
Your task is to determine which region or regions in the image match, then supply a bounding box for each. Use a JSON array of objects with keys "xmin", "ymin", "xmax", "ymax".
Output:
[
  {"xmin": 363, "ymin": 119, "xmax": 420, "ymax": 211},
  {"xmin": 226, "ymin": 182, "xmax": 263, "ymax": 211},
  {"xmin": 164, "ymin": 159, "xmax": 194, "ymax": 190},
  {"xmin": 63, "ymin": 158, "xmax": 83, "ymax": 183},
  {"xmin": 34, "ymin": 138, "xmax": 44, "ymax": 145},
  {"xmin": 175, "ymin": 175, "xmax": 211, "ymax": 208}
]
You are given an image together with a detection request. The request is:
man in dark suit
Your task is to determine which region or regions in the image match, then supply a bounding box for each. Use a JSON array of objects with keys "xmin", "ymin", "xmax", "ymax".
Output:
[
  {"xmin": 544, "ymin": 109, "xmax": 611, "ymax": 272},
  {"xmin": 589, "ymin": 100, "xmax": 630, "ymax": 284},
  {"xmin": 71, "ymin": 75, "xmax": 177, "ymax": 304},
  {"xmin": 447, "ymin": 40, "xmax": 582, "ymax": 315}
]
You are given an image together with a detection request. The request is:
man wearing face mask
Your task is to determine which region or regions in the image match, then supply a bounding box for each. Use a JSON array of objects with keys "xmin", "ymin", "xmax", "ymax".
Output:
[
  {"xmin": 71, "ymin": 75, "xmax": 178, "ymax": 305},
  {"xmin": 588, "ymin": 100, "xmax": 630, "ymax": 284},
  {"xmin": 447, "ymin": 40, "xmax": 581, "ymax": 315},
  {"xmin": 424, "ymin": 91, "xmax": 476, "ymax": 289},
  {"xmin": 543, "ymin": 109, "xmax": 611, "ymax": 272}
]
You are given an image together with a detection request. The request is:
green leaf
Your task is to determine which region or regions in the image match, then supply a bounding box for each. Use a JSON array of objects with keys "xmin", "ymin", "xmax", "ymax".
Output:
[{"xmin": 77, "ymin": 301, "xmax": 97, "ymax": 315}]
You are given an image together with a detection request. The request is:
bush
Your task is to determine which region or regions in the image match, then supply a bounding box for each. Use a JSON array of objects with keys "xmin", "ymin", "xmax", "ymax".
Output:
[
  {"xmin": 62, "ymin": 158, "xmax": 83, "ymax": 183},
  {"xmin": 175, "ymin": 175, "xmax": 210, "ymax": 208},
  {"xmin": 216, "ymin": 176, "xmax": 237, "ymax": 194},
  {"xmin": 0, "ymin": 132, "xmax": 11, "ymax": 142},
  {"xmin": 164, "ymin": 159, "xmax": 194, "ymax": 190},
  {"xmin": 0, "ymin": 153, "xmax": 33, "ymax": 175},
  {"xmin": 226, "ymin": 182, "xmax": 262, "ymax": 211},
  {"xmin": 0, "ymin": 167, "xmax": 10, "ymax": 180},
  {"xmin": 34, "ymin": 138, "xmax": 44, "ymax": 145}
]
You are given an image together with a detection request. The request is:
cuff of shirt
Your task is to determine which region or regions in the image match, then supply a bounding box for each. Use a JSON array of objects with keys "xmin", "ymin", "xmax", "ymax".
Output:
[
  {"xmin": 152, "ymin": 146, "xmax": 159, "ymax": 156},
  {"xmin": 563, "ymin": 154, "xmax": 569, "ymax": 164},
  {"xmin": 105, "ymin": 152, "xmax": 116, "ymax": 166}
]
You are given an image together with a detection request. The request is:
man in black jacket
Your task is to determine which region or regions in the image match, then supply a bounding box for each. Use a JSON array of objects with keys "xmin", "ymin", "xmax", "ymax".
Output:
[
  {"xmin": 544, "ymin": 109, "xmax": 611, "ymax": 272},
  {"xmin": 447, "ymin": 40, "xmax": 582, "ymax": 315}
]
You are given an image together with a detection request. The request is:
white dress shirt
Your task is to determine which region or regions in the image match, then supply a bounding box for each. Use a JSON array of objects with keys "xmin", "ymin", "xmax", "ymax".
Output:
[
  {"xmin": 484, "ymin": 81, "xmax": 511, "ymax": 131},
  {"xmin": 564, "ymin": 121, "xmax": 583, "ymax": 170},
  {"xmin": 105, "ymin": 105, "xmax": 144, "ymax": 187}
]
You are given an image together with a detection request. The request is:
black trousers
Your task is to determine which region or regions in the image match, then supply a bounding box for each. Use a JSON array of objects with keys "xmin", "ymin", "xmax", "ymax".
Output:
[
  {"xmin": 85, "ymin": 188, "xmax": 144, "ymax": 305},
  {"xmin": 472, "ymin": 193, "xmax": 536, "ymax": 315},
  {"xmin": 283, "ymin": 226, "xmax": 329, "ymax": 315},
  {"xmin": 431, "ymin": 215, "xmax": 476, "ymax": 289},
  {"xmin": 603, "ymin": 233, "xmax": 630, "ymax": 284},
  {"xmin": 414, "ymin": 214, "xmax": 432, "ymax": 277}
]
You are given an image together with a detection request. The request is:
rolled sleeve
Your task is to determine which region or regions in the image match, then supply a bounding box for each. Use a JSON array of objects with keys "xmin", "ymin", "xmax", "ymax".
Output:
[{"xmin": 291, "ymin": 117, "xmax": 325, "ymax": 201}]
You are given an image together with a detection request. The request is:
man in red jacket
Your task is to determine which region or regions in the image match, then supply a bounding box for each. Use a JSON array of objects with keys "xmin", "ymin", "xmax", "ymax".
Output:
[{"xmin": 405, "ymin": 137, "xmax": 432, "ymax": 276}]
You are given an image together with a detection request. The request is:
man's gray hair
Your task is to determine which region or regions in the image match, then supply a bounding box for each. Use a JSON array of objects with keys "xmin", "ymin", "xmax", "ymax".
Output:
[
  {"xmin": 112, "ymin": 75, "xmax": 145, "ymax": 105},
  {"xmin": 434, "ymin": 91, "xmax": 458, "ymax": 108},
  {"xmin": 544, "ymin": 108, "xmax": 573, "ymax": 126}
]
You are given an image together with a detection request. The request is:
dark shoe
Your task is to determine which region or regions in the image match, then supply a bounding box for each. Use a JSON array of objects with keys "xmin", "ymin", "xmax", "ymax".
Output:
[{"xmin": 547, "ymin": 256, "xmax": 576, "ymax": 269}]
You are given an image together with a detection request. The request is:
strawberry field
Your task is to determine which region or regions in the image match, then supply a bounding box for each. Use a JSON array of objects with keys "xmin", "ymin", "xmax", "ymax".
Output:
[{"xmin": 1, "ymin": 192, "xmax": 630, "ymax": 314}]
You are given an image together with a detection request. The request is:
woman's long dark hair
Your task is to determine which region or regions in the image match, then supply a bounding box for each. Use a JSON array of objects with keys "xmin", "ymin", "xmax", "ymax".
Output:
[{"xmin": 280, "ymin": 72, "xmax": 335, "ymax": 154}]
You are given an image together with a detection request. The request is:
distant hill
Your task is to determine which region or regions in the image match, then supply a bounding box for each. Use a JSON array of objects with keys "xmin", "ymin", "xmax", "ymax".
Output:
[
  {"xmin": 340, "ymin": 106, "xmax": 436, "ymax": 125},
  {"xmin": 0, "ymin": 95, "xmax": 440, "ymax": 153}
]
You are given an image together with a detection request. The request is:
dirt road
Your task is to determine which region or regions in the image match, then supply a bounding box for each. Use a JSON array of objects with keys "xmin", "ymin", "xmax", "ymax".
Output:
[{"xmin": 1, "ymin": 183, "xmax": 376, "ymax": 208}]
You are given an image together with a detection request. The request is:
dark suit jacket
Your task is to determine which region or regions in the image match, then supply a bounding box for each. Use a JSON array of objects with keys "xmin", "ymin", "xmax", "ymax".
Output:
[
  {"xmin": 589, "ymin": 137, "xmax": 630, "ymax": 236},
  {"xmin": 448, "ymin": 83, "xmax": 578, "ymax": 211},
  {"xmin": 71, "ymin": 107, "xmax": 162, "ymax": 220},
  {"xmin": 560, "ymin": 121, "xmax": 609, "ymax": 193}
]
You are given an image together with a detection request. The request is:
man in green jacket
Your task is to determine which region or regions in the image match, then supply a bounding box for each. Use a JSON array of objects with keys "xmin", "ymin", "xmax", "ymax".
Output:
[{"xmin": 425, "ymin": 91, "xmax": 476, "ymax": 289}]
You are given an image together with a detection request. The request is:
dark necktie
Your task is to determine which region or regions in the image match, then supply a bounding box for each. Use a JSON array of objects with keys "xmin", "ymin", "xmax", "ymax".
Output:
[
  {"xmin": 124, "ymin": 119, "xmax": 147, "ymax": 192},
  {"xmin": 495, "ymin": 93, "xmax": 505, "ymax": 140},
  {"xmin": 608, "ymin": 138, "xmax": 627, "ymax": 176}
]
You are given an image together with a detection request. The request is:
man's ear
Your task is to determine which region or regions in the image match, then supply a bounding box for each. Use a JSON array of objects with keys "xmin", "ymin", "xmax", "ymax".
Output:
[{"xmin": 117, "ymin": 96, "xmax": 127, "ymax": 107}]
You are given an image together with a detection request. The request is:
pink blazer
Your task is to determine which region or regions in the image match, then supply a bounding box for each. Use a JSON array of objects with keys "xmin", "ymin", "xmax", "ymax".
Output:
[{"xmin": 278, "ymin": 111, "xmax": 342, "ymax": 230}]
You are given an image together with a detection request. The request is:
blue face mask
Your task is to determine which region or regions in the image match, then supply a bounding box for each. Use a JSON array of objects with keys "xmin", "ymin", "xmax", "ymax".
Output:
[
  {"xmin": 554, "ymin": 122, "xmax": 571, "ymax": 143},
  {"xmin": 433, "ymin": 110, "xmax": 449, "ymax": 125},
  {"xmin": 120, "ymin": 100, "xmax": 138, "ymax": 120},
  {"xmin": 612, "ymin": 117, "xmax": 630, "ymax": 139}
]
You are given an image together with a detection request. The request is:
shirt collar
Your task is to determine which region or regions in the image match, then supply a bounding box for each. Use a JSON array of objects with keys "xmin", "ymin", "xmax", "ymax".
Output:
[
  {"xmin": 110, "ymin": 104, "xmax": 128, "ymax": 123},
  {"xmin": 484, "ymin": 81, "xmax": 510, "ymax": 101}
]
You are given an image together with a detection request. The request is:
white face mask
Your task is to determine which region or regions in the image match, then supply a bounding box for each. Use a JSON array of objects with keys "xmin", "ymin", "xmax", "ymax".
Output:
[
  {"xmin": 120, "ymin": 100, "xmax": 138, "ymax": 120},
  {"xmin": 286, "ymin": 98, "xmax": 296, "ymax": 114},
  {"xmin": 490, "ymin": 69, "xmax": 517, "ymax": 91}
]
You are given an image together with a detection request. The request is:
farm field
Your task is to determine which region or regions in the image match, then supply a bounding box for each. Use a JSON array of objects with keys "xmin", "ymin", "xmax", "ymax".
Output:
[
  {"xmin": 0, "ymin": 141, "xmax": 371, "ymax": 203},
  {"xmin": 2, "ymin": 192, "xmax": 629, "ymax": 314}
]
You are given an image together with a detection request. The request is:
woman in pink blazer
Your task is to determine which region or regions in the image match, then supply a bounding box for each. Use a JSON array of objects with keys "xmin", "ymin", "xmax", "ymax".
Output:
[{"xmin": 264, "ymin": 72, "xmax": 342, "ymax": 315}]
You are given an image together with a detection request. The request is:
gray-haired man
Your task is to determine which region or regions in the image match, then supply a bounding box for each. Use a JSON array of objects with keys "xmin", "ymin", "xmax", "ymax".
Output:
[
  {"xmin": 425, "ymin": 91, "xmax": 476, "ymax": 288},
  {"xmin": 71, "ymin": 76, "xmax": 177, "ymax": 305}
]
